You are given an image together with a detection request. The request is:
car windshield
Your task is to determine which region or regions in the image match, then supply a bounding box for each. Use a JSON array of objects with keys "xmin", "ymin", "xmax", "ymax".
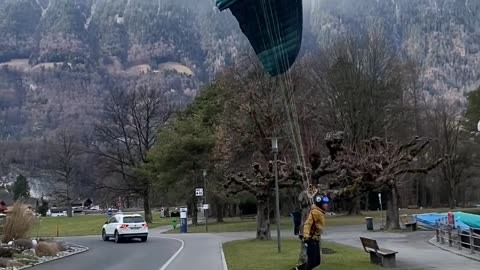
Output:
[{"xmin": 123, "ymin": 216, "xmax": 145, "ymax": 223}]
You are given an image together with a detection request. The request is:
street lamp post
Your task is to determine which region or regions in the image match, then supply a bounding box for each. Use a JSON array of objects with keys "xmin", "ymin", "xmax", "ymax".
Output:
[
  {"xmin": 378, "ymin": 193, "xmax": 383, "ymax": 229},
  {"xmin": 271, "ymin": 137, "xmax": 282, "ymax": 253},
  {"xmin": 203, "ymin": 169, "xmax": 208, "ymax": 233}
]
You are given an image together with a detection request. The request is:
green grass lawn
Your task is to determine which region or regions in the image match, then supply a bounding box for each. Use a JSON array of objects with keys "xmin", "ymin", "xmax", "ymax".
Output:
[
  {"xmin": 223, "ymin": 239, "xmax": 420, "ymax": 270},
  {"xmin": 166, "ymin": 217, "xmax": 293, "ymax": 234},
  {"xmin": 33, "ymin": 212, "xmax": 177, "ymax": 237},
  {"xmin": 165, "ymin": 207, "xmax": 480, "ymax": 234}
]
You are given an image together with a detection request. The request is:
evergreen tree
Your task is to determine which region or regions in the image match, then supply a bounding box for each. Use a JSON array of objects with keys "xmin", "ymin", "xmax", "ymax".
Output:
[{"xmin": 12, "ymin": 174, "xmax": 30, "ymax": 201}]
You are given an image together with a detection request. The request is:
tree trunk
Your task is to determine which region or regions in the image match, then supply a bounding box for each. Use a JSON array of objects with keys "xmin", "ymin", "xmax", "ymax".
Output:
[
  {"xmin": 216, "ymin": 202, "xmax": 224, "ymax": 223},
  {"xmin": 256, "ymin": 199, "xmax": 271, "ymax": 240},
  {"xmin": 126, "ymin": 197, "xmax": 131, "ymax": 209},
  {"xmin": 143, "ymin": 195, "xmax": 153, "ymax": 224},
  {"xmin": 67, "ymin": 206, "xmax": 73, "ymax": 218},
  {"xmin": 364, "ymin": 192, "xmax": 370, "ymax": 211},
  {"xmin": 347, "ymin": 196, "xmax": 361, "ymax": 215},
  {"xmin": 191, "ymin": 200, "xmax": 198, "ymax": 225},
  {"xmin": 385, "ymin": 186, "xmax": 401, "ymax": 230},
  {"xmin": 448, "ymin": 183, "xmax": 457, "ymax": 209}
]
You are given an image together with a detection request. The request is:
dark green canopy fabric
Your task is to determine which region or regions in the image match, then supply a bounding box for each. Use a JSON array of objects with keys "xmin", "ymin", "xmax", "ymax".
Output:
[{"xmin": 216, "ymin": 0, "xmax": 303, "ymax": 77}]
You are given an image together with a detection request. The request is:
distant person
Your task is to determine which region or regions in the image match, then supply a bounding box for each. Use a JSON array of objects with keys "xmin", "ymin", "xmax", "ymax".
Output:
[
  {"xmin": 292, "ymin": 194, "xmax": 329, "ymax": 270},
  {"xmin": 290, "ymin": 208, "xmax": 302, "ymax": 235}
]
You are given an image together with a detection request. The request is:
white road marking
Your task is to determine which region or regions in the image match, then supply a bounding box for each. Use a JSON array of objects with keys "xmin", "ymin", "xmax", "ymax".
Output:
[
  {"xmin": 220, "ymin": 243, "xmax": 229, "ymax": 270},
  {"xmin": 157, "ymin": 237, "xmax": 185, "ymax": 270}
]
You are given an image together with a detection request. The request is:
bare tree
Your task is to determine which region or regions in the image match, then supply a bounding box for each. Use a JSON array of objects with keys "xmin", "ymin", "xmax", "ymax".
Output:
[
  {"xmin": 426, "ymin": 97, "xmax": 472, "ymax": 209},
  {"xmin": 49, "ymin": 128, "xmax": 82, "ymax": 217},
  {"xmin": 315, "ymin": 132, "xmax": 443, "ymax": 229},
  {"xmin": 304, "ymin": 24, "xmax": 408, "ymax": 215},
  {"xmin": 92, "ymin": 85, "xmax": 172, "ymax": 223},
  {"xmin": 306, "ymin": 25, "xmax": 405, "ymax": 146},
  {"xmin": 225, "ymin": 161, "xmax": 303, "ymax": 240}
]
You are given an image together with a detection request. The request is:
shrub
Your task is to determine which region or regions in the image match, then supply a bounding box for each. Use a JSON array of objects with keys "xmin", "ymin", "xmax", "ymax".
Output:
[
  {"xmin": 0, "ymin": 257, "xmax": 23, "ymax": 268},
  {"xmin": 2, "ymin": 203, "xmax": 38, "ymax": 243},
  {"xmin": 35, "ymin": 242, "xmax": 59, "ymax": 257},
  {"xmin": 55, "ymin": 242, "xmax": 67, "ymax": 252},
  {"xmin": 14, "ymin": 239, "xmax": 34, "ymax": 250},
  {"xmin": 37, "ymin": 200, "xmax": 49, "ymax": 217},
  {"xmin": 0, "ymin": 258, "xmax": 9, "ymax": 268},
  {"xmin": 0, "ymin": 247, "xmax": 14, "ymax": 258}
]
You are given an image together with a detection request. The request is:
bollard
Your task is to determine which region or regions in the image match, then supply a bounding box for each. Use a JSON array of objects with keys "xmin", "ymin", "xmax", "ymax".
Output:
[
  {"xmin": 458, "ymin": 228, "xmax": 462, "ymax": 250},
  {"xmin": 448, "ymin": 231, "xmax": 452, "ymax": 247},
  {"xmin": 436, "ymin": 228, "xmax": 440, "ymax": 242},
  {"xmin": 469, "ymin": 228, "xmax": 475, "ymax": 254}
]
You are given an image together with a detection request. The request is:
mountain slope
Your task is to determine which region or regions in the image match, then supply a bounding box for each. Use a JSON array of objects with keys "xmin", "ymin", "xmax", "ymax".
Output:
[{"xmin": 1, "ymin": 0, "xmax": 480, "ymax": 140}]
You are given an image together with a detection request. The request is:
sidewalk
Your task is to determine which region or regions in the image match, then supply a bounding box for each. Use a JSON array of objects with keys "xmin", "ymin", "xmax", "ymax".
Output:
[{"xmin": 323, "ymin": 227, "xmax": 480, "ymax": 270}]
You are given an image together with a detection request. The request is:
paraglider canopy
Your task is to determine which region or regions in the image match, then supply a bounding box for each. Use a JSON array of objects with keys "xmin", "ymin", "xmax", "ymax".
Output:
[{"xmin": 216, "ymin": 0, "xmax": 303, "ymax": 77}]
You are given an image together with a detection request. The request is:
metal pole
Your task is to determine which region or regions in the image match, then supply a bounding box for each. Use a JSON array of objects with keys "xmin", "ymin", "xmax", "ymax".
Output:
[
  {"xmin": 203, "ymin": 170, "xmax": 208, "ymax": 233},
  {"xmin": 274, "ymin": 151, "xmax": 282, "ymax": 253},
  {"xmin": 378, "ymin": 193, "xmax": 383, "ymax": 229}
]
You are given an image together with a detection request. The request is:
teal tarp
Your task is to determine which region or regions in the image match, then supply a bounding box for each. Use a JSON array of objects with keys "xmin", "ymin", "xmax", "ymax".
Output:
[
  {"xmin": 414, "ymin": 211, "xmax": 480, "ymax": 230},
  {"xmin": 453, "ymin": 212, "xmax": 480, "ymax": 229}
]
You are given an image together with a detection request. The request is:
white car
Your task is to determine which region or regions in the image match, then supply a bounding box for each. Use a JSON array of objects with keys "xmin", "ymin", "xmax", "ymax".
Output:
[{"xmin": 102, "ymin": 214, "xmax": 148, "ymax": 243}]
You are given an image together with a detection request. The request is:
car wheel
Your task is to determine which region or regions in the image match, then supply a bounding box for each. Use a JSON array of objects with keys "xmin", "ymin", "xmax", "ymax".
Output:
[
  {"xmin": 140, "ymin": 236, "xmax": 148, "ymax": 242},
  {"xmin": 114, "ymin": 231, "xmax": 121, "ymax": 243},
  {"xmin": 102, "ymin": 229, "xmax": 109, "ymax": 241}
]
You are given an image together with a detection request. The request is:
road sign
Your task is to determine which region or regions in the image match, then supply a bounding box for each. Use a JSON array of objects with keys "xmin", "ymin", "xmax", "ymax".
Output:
[
  {"xmin": 195, "ymin": 188, "xmax": 204, "ymax": 197},
  {"xmin": 202, "ymin": 204, "xmax": 209, "ymax": 210}
]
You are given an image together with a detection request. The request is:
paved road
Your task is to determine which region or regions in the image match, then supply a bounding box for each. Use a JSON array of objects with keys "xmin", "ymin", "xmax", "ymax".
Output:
[{"xmin": 32, "ymin": 235, "xmax": 182, "ymax": 270}]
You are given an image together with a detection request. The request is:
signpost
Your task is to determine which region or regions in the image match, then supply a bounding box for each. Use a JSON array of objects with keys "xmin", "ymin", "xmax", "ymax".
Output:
[{"xmin": 202, "ymin": 170, "xmax": 208, "ymax": 233}]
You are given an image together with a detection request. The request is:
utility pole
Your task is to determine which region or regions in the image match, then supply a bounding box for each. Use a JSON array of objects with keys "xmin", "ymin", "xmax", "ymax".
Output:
[
  {"xmin": 203, "ymin": 169, "xmax": 208, "ymax": 233},
  {"xmin": 271, "ymin": 137, "xmax": 282, "ymax": 253}
]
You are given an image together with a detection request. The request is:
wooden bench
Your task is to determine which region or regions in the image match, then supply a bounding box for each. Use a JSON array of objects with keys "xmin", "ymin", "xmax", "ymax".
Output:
[
  {"xmin": 400, "ymin": 215, "xmax": 418, "ymax": 232},
  {"xmin": 239, "ymin": 214, "xmax": 256, "ymax": 220},
  {"xmin": 360, "ymin": 237, "xmax": 398, "ymax": 268},
  {"xmin": 405, "ymin": 221, "xmax": 417, "ymax": 232}
]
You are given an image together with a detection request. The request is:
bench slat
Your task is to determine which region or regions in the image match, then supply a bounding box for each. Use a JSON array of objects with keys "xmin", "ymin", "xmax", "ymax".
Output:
[
  {"xmin": 377, "ymin": 248, "xmax": 398, "ymax": 255},
  {"xmin": 365, "ymin": 246, "xmax": 397, "ymax": 255},
  {"xmin": 360, "ymin": 237, "xmax": 379, "ymax": 250}
]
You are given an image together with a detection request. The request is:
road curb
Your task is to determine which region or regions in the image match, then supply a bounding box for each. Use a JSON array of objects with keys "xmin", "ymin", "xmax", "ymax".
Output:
[
  {"xmin": 18, "ymin": 242, "xmax": 89, "ymax": 270},
  {"xmin": 220, "ymin": 243, "xmax": 229, "ymax": 270},
  {"xmin": 428, "ymin": 236, "xmax": 480, "ymax": 262}
]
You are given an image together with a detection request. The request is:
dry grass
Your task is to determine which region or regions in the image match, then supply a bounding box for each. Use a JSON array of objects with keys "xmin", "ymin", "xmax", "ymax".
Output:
[
  {"xmin": 158, "ymin": 62, "xmax": 194, "ymax": 75},
  {"xmin": 35, "ymin": 242, "xmax": 59, "ymax": 257},
  {"xmin": 54, "ymin": 242, "xmax": 67, "ymax": 252},
  {"xmin": 2, "ymin": 203, "xmax": 38, "ymax": 243}
]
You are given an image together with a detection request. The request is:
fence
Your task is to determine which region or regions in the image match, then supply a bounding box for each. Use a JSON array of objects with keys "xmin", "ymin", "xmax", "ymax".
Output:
[{"xmin": 435, "ymin": 217, "xmax": 480, "ymax": 254}]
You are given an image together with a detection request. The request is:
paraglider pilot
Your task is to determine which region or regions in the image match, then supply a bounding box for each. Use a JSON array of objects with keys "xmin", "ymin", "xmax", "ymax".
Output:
[{"xmin": 293, "ymin": 194, "xmax": 329, "ymax": 270}]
